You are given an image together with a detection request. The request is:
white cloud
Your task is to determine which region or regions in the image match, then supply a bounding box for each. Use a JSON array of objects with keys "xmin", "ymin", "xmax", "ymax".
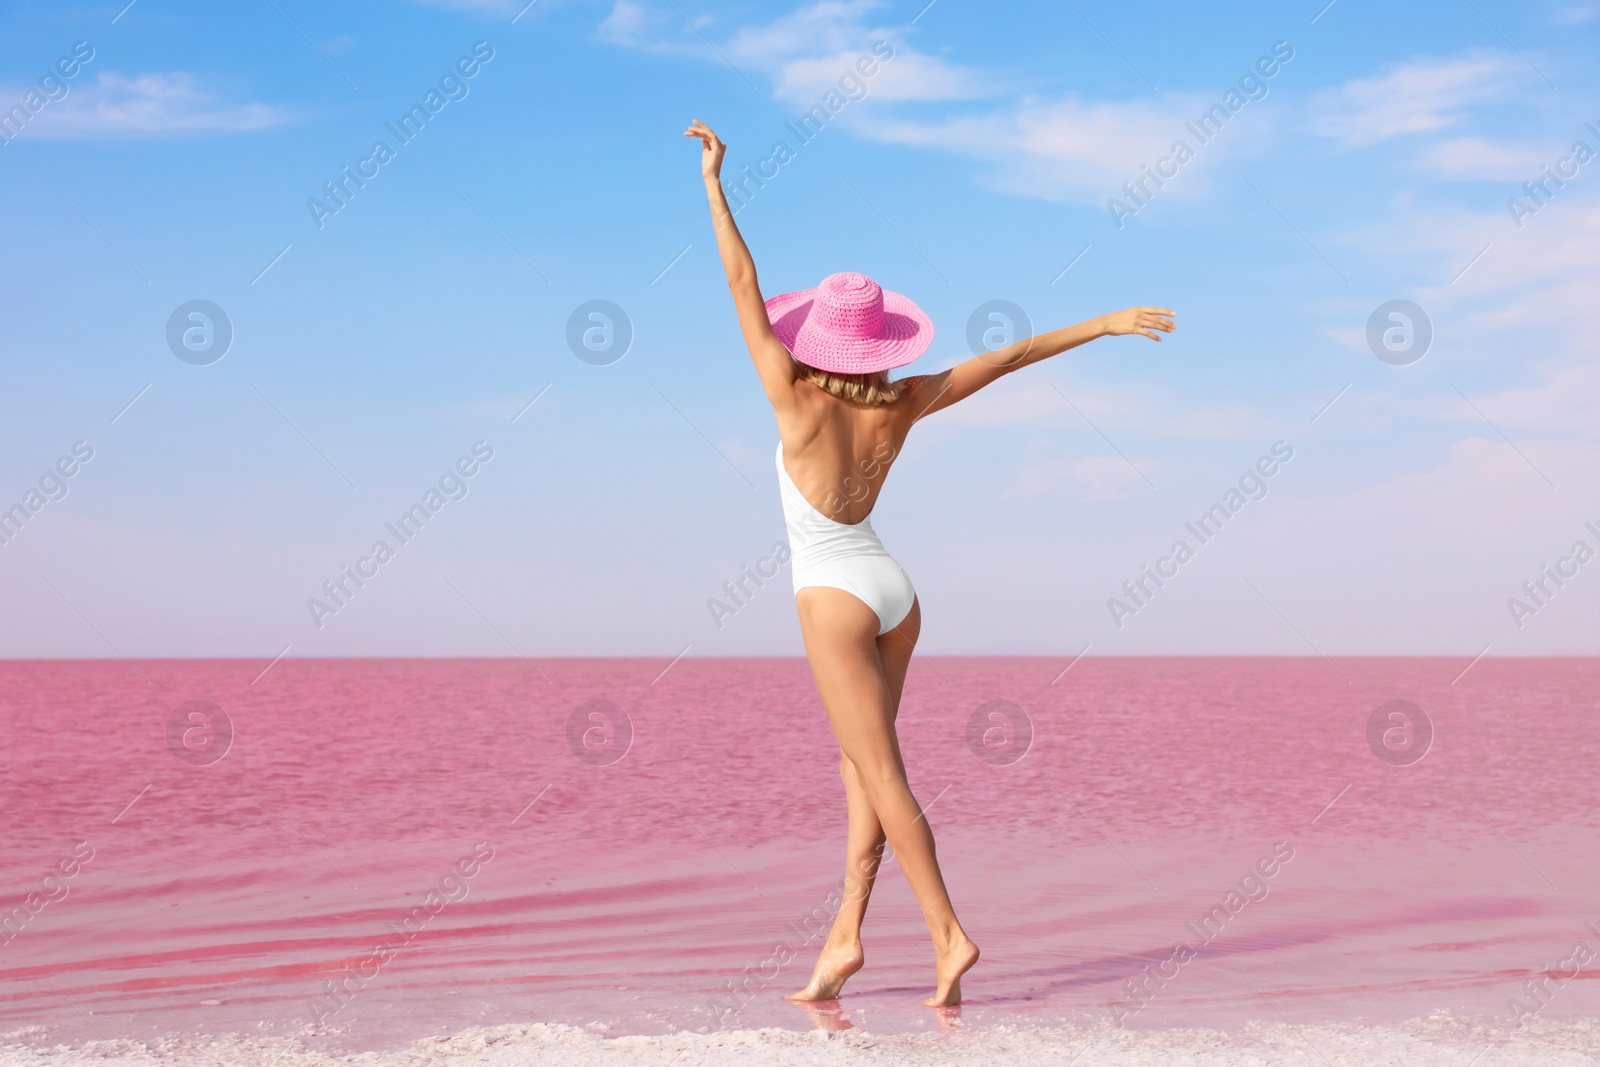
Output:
[
  {"xmin": 919, "ymin": 372, "xmax": 1278, "ymax": 442},
  {"xmin": 1326, "ymin": 178, "xmax": 1600, "ymax": 350},
  {"xmin": 603, "ymin": 3, "xmax": 1563, "ymax": 219},
  {"xmin": 722, "ymin": 0, "xmax": 881, "ymax": 61},
  {"xmin": 1553, "ymin": 1, "xmax": 1600, "ymax": 25},
  {"xmin": 769, "ymin": 47, "xmax": 981, "ymax": 105},
  {"xmin": 1003, "ymin": 453, "xmax": 1152, "ymax": 500},
  {"xmin": 9, "ymin": 72, "xmax": 291, "ymax": 139},
  {"xmin": 598, "ymin": 0, "xmax": 679, "ymax": 50},
  {"xmin": 597, "ymin": 1, "xmax": 1287, "ymax": 206},
  {"xmin": 867, "ymin": 93, "xmax": 1210, "ymax": 204},
  {"xmin": 1415, "ymin": 135, "xmax": 1548, "ymax": 181},
  {"xmin": 598, "ymin": 0, "xmax": 985, "ymax": 103},
  {"xmin": 1416, "ymin": 190, "xmax": 1600, "ymax": 352},
  {"xmin": 633, "ymin": 0, "xmax": 1208, "ymax": 203},
  {"xmin": 1323, "ymin": 185, "xmax": 1600, "ymax": 488},
  {"xmin": 1469, "ymin": 362, "xmax": 1600, "ymax": 441},
  {"xmin": 1309, "ymin": 53, "xmax": 1528, "ymax": 146},
  {"xmin": 722, "ymin": 0, "xmax": 983, "ymax": 104}
]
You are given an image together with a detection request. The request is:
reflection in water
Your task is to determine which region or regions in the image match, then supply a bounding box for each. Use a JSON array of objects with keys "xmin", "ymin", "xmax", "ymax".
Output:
[{"xmin": 790, "ymin": 999, "xmax": 853, "ymax": 1032}]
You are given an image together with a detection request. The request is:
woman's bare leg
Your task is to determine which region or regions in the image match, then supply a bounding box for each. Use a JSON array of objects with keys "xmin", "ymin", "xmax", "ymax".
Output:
[
  {"xmin": 787, "ymin": 601, "xmax": 919, "ymax": 1001},
  {"xmin": 791, "ymin": 589, "xmax": 978, "ymax": 1007},
  {"xmin": 785, "ymin": 754, "xmax": 884, "ymax": 1000}
]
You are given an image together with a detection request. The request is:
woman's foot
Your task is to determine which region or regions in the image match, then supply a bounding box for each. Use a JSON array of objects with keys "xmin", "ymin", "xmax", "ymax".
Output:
[
  {"xmin": 785, "ymin": 939, "xmax": 864, "ymax": 1001},
  {"xmin": 922, "ymin": 934, "xmax": 979, "ymax": 1007}
]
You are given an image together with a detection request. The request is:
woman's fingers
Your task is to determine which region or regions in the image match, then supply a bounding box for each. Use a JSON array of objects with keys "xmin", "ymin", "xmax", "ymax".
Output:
[
  {"xmin": 684, "ymin": 120, "xmax": 720, "ymax": 143},
  {"xmin": 1105, "ymin": 306, "xmax": 1175, "ymax": 340},
  {"xmin": 686, "ymin": 128, "xmax": 723, "ymax": 152}
]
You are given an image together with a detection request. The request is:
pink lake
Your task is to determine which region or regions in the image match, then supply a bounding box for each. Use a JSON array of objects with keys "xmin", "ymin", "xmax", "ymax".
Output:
[{"xmin": 1, "ymin": 656, "xmax": 1598, "ymax": 1065}]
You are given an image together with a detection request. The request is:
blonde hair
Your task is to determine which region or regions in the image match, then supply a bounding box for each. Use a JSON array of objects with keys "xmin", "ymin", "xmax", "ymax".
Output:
[{"xmin": 796, "ymin": 364, "xmax": 903, "ymax": 406}]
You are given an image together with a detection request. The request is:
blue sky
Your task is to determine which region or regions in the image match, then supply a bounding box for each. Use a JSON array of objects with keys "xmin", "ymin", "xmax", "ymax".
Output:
[{"xmin": 1, "ymin": 0, "xmax": 1597, "ymax": 660}]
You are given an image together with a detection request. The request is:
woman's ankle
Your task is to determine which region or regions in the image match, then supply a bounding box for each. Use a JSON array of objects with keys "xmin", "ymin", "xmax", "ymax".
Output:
[
  {"xmin": 927, "ymin": 920, "xmax": 968, "ymax": 951},
  {"xmin": 823, "ymin": 927, "xmax": 863, "ymax": 952}
]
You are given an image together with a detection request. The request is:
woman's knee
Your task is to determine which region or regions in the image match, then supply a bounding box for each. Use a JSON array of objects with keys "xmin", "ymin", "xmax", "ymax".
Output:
[
  {"xmin": 840, "ymin": 754, "xmax": 904, "ymax": 827},
  {"xmin": 844, "ymin": 749, "xmax": 906, "ymax": 793}
]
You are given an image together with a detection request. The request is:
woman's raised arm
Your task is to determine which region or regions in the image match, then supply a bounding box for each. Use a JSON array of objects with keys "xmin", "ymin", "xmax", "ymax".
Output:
[
  {"xmin": 685, "ymin": 120, "xmax": 797, "ymax": 408},
  {"xmin": 903, "ymin": 307, "xmax": 1175, "ymax": 420}
]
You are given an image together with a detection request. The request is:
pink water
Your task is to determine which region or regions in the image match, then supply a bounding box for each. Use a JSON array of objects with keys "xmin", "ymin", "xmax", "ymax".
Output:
[{"xmin": 2, "ymin": 657, "xmax": 1598, "ymax": 1063}]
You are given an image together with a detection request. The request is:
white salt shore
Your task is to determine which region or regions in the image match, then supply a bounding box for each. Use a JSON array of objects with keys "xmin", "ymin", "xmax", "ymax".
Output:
[{"xmin": 4, "ymin": 1017, "xmax": 1599, "ymax": 1067}]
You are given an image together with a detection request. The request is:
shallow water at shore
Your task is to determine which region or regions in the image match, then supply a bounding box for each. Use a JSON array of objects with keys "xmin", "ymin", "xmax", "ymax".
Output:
[{"xmin": 2, "ymin": 656, "xmax": 1597, "ymax": 1063}]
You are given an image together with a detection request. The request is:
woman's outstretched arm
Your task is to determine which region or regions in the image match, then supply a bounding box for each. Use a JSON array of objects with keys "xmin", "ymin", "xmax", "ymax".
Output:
[
  {"xmin": 685, "ymin": 119, "xmax": 796, "ymax": 408},
  {"xmin": 903, "ymin": 307, "xmax": 1175, "ymax": 420}
]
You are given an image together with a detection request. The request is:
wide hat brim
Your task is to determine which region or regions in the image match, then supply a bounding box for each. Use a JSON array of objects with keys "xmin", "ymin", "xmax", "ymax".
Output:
[{"xmin": 765, "ymin": 286, "xmax": 934, "ymax": 375}]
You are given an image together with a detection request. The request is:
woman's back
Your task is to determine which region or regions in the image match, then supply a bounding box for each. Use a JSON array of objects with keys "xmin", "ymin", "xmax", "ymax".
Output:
[{"xmin": 776, "ymin": 378, "xmax": 922, "ymax": 526}]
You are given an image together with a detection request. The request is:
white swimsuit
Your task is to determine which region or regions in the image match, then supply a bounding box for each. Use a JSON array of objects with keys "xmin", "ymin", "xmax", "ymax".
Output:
[{"xmin": 777, "ymin": 442, "xmax": 916, "ymax": 635}]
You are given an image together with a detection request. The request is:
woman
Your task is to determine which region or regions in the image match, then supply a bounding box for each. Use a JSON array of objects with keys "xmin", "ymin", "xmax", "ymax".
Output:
[{"xmin": 685, "ymin": 120, "xmax": 1174, "ymax": 1007}]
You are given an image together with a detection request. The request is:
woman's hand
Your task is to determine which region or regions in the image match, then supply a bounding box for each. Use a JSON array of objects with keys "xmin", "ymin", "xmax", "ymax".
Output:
[
  {"xmin": 684, "ymin": 119, "xmax": 726, "ymax": 181},
  {"xmin": 1099, "ymin": 307, "xmax": 1176, "ymax": 341}
]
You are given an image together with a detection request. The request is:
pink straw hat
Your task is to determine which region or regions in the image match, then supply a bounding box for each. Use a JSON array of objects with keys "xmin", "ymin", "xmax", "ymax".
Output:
[{"xmin": 765, "ymin": 271, "xmax": 934, "ymax": 375}]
